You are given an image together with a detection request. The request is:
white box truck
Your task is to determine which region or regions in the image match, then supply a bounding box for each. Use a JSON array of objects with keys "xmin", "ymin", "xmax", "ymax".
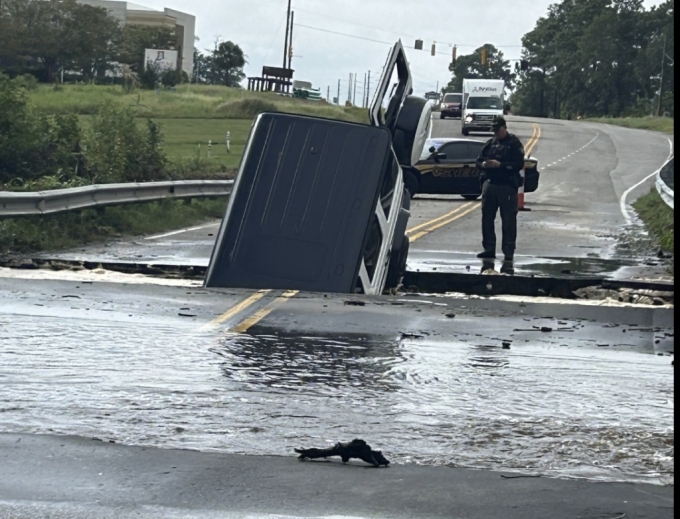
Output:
[{"xmin": 461, "ymin": 79, "xmax": 505, "ymax": 135}]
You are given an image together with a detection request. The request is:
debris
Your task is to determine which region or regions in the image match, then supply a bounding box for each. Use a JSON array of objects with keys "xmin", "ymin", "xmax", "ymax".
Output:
[
  {"xmin": 344, "ymin": 300, "xmax": 366, "ymax": 306},
  {"xmin": 502, "ymin": 341, "xmax": 511, "ymax": 349},
  {"xmin": 444, "ymin": 312, "xmax": 456, "ymax": 318},
  {"xmin": 295, "ymin": 439, "xmax": 389, "ymax": 467},
  {"xmin": 400, "ymin": 332, "xmax": 424, "ymax": 340},
  {"xmin": 178, "ymin": 312, "xmax": 197, "ymax": 317}
]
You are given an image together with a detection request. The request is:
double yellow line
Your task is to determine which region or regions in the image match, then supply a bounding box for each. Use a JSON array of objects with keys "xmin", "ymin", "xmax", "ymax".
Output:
[
  {"xmin": 525, "ymin": 123, "xmax": 541, "ymax": 156},
  {"xmin": 406, "ymin": 202, "xmax": 480, "ymax": 242},
  {"xmin": 201, "ymin": 289, "xmax": 298, "ymax": 334}
]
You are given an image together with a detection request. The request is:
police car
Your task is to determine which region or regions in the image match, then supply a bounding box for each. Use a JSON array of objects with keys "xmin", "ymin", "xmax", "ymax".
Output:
[{"xmin": 403, "ymin": 138, "xmax": 540, "ymax": 199}]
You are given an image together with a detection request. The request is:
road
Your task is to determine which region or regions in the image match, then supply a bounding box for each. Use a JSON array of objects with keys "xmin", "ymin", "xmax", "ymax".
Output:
[
  {"xmin": 31, "ymin": 115, "xmax": 674, "ymax": 281},
  {"xmin": 0, "ymin": 116, "xmax": 675, "ymax": 518}
]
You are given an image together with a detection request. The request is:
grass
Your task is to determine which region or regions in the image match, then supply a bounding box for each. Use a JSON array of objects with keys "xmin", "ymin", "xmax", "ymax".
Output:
[
  {"xmin": 0, "ymin": 83, "xmax": 370, "ymax": 255},
  {"xmin": 585, "ymin": 116, "xmax": 674, "ymax": 134},
  {"xmin": 633, "ymin": 189, "xmax": 674, "ymax": 253},
  {"xmin": 0, "ymin": 198, "xmax": 227, "ymax": 255},
  {"xmin": 27, "ymin": 84, "xmax": 369, "ymax": 122}
]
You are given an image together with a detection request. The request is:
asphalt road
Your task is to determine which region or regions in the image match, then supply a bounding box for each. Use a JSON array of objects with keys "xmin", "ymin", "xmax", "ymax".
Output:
[{"xmin": 0, "ymin": 433, "xmax": 674, "ymax": 519}]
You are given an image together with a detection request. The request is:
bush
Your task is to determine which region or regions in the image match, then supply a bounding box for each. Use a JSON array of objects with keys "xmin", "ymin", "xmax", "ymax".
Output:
[
  {"xmin": 215, "ymin": 98, "xmax": 278, "ymax": 118},
  {"xmin": 11, "ymin": 74, "xmax": 40, "ymax": 91},
  {"xmin": 84, "ymin": 103, "xmax": 167, "ymax": 183},
  {"xmin": 0, "ymin": 74, "xmax": 83, "ymax": 185}
]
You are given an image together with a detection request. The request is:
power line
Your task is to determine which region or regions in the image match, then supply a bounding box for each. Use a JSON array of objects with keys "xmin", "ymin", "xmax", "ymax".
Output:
[{"xmin": 294, "ymin": 24, "xmax": 523, "ymax": 56}]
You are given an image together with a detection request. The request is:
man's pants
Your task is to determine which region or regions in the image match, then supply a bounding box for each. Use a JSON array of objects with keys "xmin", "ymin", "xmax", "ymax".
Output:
[{"xmin": 481, "ymin": 181, "xmax": 518, "ymax": 258}]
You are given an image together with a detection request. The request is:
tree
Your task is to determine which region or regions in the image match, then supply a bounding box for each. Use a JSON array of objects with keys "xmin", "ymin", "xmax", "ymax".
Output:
[
  {"xmin": 210, "ymin": 41, "xmax": 246, "ymax": 87},
  {"xmin": 0, "ymin": 0, "xmax": 120, "ymax": 82},
  {"xmin": 116, "ymin": 24, "xmax": 176, "ymax": 73},
  {"xmin": 443, "ymin": 44, "xmax": 515, "ymax": 93},
  {"xmin": 512, "ymin": 0, "xmax": 673, "ymax": 118}
]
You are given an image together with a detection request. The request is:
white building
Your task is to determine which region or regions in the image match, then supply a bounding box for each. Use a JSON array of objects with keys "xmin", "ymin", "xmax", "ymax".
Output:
[{"xmin": 77, "ymin": 1, "xmax": 195, "ymax": 77}]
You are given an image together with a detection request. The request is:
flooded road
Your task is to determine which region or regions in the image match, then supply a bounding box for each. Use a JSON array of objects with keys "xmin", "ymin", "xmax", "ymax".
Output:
[{"xmin": 1, "ymin": 308, "xmax": 673, "ymax": 485}]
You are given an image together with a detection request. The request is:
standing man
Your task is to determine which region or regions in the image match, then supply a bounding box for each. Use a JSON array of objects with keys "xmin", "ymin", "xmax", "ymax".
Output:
[{"xmin": 475, "ymin": 115, "xmax": 525, "ymax": 263}]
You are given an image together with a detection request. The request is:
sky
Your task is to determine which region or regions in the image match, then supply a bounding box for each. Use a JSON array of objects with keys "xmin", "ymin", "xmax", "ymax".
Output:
[{"xmin": 133, "ymin": 0, "xmax": 666, "ymax": 103}]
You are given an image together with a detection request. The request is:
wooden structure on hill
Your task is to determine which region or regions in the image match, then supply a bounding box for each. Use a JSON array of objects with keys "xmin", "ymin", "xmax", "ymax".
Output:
[{"xmin": 247, "ymin": 66, "xmax": 294, "ymax": 93}]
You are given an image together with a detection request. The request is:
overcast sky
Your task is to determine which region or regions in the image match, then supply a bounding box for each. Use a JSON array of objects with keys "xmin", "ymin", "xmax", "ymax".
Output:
[{"xmin": 136, "ymin": 0, "xmax": 665, "ymax": 102}]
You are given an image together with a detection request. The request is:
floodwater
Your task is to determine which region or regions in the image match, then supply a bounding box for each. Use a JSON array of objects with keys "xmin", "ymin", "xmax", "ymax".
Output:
[{"xmin": 0, "ymin": 314, "xmax": 673, "ymax": 485}]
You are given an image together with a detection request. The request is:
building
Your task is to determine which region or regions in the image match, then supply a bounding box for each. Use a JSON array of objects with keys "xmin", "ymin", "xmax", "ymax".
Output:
[{"xmin": 77, "ymin": 1, "xmax": 195, "ymax": 77}]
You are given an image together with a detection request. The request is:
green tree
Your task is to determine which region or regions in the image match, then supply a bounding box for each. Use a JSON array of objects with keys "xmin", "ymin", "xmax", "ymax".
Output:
[
  {"xmin": 512, "ymin": 0, "xmax": 673, "ymax": 118},
  {"xmin": 210, "ymin": 41, "xmax": 246, "ymax": 87},
  {"xmin": 0, "ymin": 0, "xmax": 120, "ymax": 82},
  {"xmin": 443, "ymin": 44, "xmax": 515, "ymax": 93}
]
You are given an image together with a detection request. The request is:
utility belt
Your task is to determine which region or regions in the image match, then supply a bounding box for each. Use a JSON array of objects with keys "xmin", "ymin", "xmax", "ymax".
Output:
[{"xmin": 483, "ymin": 170, "xmax": 523, "ymax": 187}]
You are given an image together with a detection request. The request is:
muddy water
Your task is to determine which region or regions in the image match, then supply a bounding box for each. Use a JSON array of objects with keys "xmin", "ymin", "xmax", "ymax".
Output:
[{"xmin": 0, "ymin": 314, "xmax": 673, "ymax": 485}]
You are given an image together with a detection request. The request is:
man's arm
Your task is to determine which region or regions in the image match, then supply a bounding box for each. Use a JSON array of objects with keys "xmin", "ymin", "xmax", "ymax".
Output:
[{"xmin": 476, "ymin": 140, "xmax": 493, "ymax": 169}]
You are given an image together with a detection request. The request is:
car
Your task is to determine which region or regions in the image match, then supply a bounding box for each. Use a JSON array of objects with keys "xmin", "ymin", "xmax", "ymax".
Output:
[
  {"xmin": 204, "ymin": 41, "xmax": 431, "ymax": 295},
  {"xmin": 440, "ymin": 92, "xmax": 463, "ymax": 119},
  {"xmin": 403, "ymin": 137, "xmax": 540, "ymax": 200}
]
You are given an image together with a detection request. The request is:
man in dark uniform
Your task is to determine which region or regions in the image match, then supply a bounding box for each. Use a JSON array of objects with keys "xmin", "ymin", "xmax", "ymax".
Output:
[{"xmin": 475, "ymin": 115, "xmax": 524, "ymax": 263}]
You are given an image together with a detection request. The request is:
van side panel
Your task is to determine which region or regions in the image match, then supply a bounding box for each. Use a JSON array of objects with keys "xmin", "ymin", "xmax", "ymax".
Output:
[{"xmin": 204, "ymin": 113, "xmax": 392, "ymax": 293}]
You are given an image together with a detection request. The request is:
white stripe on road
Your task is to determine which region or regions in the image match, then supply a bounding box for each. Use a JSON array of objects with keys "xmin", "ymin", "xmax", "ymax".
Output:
[
  {"xmin": 144, "ymin": 222, "xmax": 221, "ymax": 240},
  {"xmin": 619, "ymin": 137, "xmax": 674, "ymax": 224}
]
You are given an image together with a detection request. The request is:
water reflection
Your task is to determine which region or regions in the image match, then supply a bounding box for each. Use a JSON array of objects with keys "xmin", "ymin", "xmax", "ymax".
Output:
[{"xmin": 213, "ymin": 333, "xmax": 404, "ymax": 394}]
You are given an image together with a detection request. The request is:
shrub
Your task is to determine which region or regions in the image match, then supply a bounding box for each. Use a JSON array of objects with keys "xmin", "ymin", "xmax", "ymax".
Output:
[
  {"xmin": 83, "ymin": 103, "xmax": 167, "ymax": 183},
  {"xmin": 0, "ymin": 74, "xmax": 83, "ymax": 185}
]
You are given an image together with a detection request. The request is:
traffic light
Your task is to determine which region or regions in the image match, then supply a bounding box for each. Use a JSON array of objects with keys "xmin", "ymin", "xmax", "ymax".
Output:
[
  {"xmin": 451, "ymin": 45, "xmax": 457, "ymax": 67},
  {"xmin": 415, "ymin": 39, "xmax": 423, "ymax": 50},
  {"xmin": 520, "ymin": 59, "xmax": 529, "ymax": 71},
  {"xmin": 431, "ymin": 43, "xmax": 436, "ymax": 56},
  {"xmin": 481, "ymin": 48, "xmax": 487, "ymax": 65}
]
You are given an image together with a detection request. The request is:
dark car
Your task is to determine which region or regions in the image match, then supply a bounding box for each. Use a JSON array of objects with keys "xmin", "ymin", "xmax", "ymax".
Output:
[
  {"xmin": 440, "ymin": 93, "xmax": 463, "ymax": 119},
  {"xmin": 406, "ymin": 138, "xmax": 540, "ymax": 200}
]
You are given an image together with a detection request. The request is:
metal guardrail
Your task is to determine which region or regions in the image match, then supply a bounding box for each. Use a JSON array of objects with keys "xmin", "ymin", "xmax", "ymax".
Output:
[
  {"xmin": 0, "ymin": 180, "xmax": 233, "ymax": 216},
  {"xmin": 655, "ymin": 157, "xmax": 674, "ymax": 209}
]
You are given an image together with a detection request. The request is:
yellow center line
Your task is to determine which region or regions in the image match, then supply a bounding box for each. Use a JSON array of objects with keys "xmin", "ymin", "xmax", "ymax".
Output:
[
  {"xmin": 200, "ymin": 289, "xmax": 270, "ymax": 330},
  {"xmin": 406, "ymin": 202, "xmax": 473, "ymax": 234},
  {"xmin": 231, "ymin": 290, "xmax": 299, "ymax": 334},
  {"xmin": 410, "ymin": 202, "xmax": 481, "ymax": 242},
  {"xmin": 525, "ymin": 123, "xmax": 541, "ymax": 156}
]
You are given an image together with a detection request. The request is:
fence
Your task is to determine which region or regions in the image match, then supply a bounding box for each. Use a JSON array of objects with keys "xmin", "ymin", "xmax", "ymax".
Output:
[{"xmin": 0, "ymin": 180, "xmax": 233, "ymax": 216}]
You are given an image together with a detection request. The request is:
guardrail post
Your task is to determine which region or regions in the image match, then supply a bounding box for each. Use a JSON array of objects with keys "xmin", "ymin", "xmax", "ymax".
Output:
[
  {"xmin": 208, "ymin": 140, "xmax": 212, "ymax": 158},
  {"xmin": 226, "ymin": 131, "xmax": 231, "ymax": 154}
]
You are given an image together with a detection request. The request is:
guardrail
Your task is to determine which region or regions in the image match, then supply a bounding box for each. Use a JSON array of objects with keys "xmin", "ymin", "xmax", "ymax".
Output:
[
  {"xmin": 0, "ymin": 180, "xmax": 233, "ymax": 216},
  {"xmin": 655, "ymin": 157, "xmax": 674, "ymax": 209}
]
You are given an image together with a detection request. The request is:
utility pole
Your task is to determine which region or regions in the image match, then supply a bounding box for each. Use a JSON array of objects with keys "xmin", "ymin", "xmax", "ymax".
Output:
[
  {"xmin": 287, "ymin": 11, "xmax": 294, "ymax": 70},
  {"xmin": 283, "ymin": 0, "xmax": 291, "ymax": 69},
  {"xmin": 657, "ymin": 33, "xmax": 666, "ymax": 117},
  {"xmin": 353, "ymin": 73, "xmax": 357, "ymax": 107},
  {"xmin": 348, "ymin": 73, "xmax": 352, "ymax": 104},
  {"xmin": 362, "ymin": 73, "xmax": 367, "ymax": 107},
  {"xmin": 337, "ymin": 79, "xmax": 340, "ymax": 104},
  {"xmin": 366, "ymin": 71, "xmax": 370, "ymax": 107},
  {"xmin": 327, "ymin": 85, "xmax": 330, "ymax": 102}
]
